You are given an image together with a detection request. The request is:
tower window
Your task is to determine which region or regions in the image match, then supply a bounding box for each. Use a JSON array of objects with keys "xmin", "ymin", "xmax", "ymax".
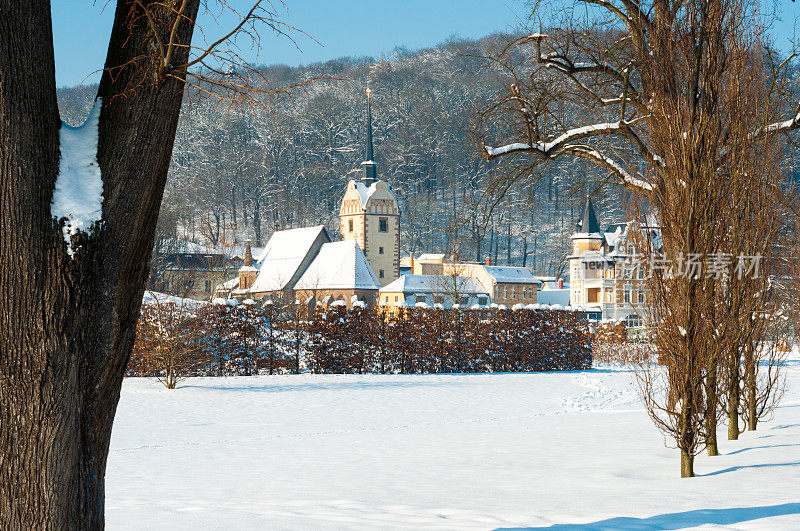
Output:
[
  {"xmin": 379, "ymin": 218, "xmax": 388, "ymax": 232},
  {"xmin": 348, "ymin": 219, "xmax": 354, "ymax": 232},
  {"xmin": 379, "ymin": 246, "xmax": 384, "ymax": 254},
  {"xmin": 379, "ymin": 269, "xmax": 385, "ymax": 278}
]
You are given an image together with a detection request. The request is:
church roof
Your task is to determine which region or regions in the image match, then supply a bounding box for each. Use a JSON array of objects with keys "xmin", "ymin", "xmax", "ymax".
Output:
[
  {"xmin": 249, "ymin": 225, "xmax": 331, "ymax": 293},
  {"xmin": 295, "ymin": 240, "xmax": 381, "ymax": 291},
  {"xmin": 348, "ymin": 179, "xmax": 400, "ymax": 213}
]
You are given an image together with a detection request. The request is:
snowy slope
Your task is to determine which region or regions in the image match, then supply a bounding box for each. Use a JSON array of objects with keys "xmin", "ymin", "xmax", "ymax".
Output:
[{"xmin": 107, "ymin": 357, "xmax": 800, "ymax": 529}]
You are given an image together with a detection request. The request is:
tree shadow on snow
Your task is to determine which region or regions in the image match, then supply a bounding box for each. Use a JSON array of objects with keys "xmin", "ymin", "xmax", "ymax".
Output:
[
  {"xmin": 497, "ymin": 502, "xmax": 800, "ymax": 530},
  {"xmin": 178, "ymin": 379, "xmax": 467, "ymax": 393},
  {"xmin": 699, "ymin": 460, "xmax": 800, "ymax": 476},
  {"xmin": 725, "ymin": 443, "xmax": 800, "ymax": 455}
]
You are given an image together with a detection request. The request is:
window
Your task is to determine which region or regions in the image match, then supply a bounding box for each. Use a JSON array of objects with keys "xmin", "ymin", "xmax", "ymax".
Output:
[
  {"xmin": 415, "ymin": 294, "xmax": 426, "ymax": 303},
  {"xmin": 379, "ymin": 218, "xmax": 388, "ymax": 232},
  {"xmin": 395, "ymin": 296, "xmax": 398, "ymax": 302},
  {"xmin": 204, "ymin": 280, "xmax": 212, "ymax": 292},
  {"xmin": 379, "ymin": 270, "xmax": 384, "ymax": 278},
  {"xmin": 625, "ymin": 314, "xmax": 642, "ymax": 328},
  {"xmin": 478, "ymin": 297, "xmax": 488, "ymax": 306},
  {"xmin": 460, "ymin": 296, "xmax": 469, "ymax": 305},
  {"xmin": 433, "ymin": 295, "xmax": 444, "ymax": 304},
  {"xmin": 495, "ymin": 287, "xmax": 500, "ymax": 298},
  {"xmin": 513, "ymin": 287, "xmax": 517, "ymax": 299},
  {"xmin": 348, "ymin": 219, "xmax": 354, "ymax": 232},
  {"xmin": 379, "ymin": 246, "xmax": 384, "ymax": 254},
  {"xmin": 638, "ymin": 291, "xmax": 645, "ymax": 303},
  {"xmin": 624, "ymin": 289, "xmax": 630, "ymax": 303}
]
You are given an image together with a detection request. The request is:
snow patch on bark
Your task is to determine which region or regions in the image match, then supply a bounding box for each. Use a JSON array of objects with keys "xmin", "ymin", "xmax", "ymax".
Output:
[{"xmin": 51, "ymin": 98, "xmax": 103, "ymax": 255}]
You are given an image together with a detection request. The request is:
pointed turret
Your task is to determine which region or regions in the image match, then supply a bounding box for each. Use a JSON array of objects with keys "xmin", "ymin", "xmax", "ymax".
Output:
[
  {"xmin": 577, "ymin": 198, "xmax": 601, "ymax": 234},
  {"xmin": 238, "ymin": 239, "xmax": 258, "ymax": 291},
  {"xmin": 243, "ymin": 240, "xmax": 253, "ymax": 267},
  {"xmin": 361, "ymin": 87, "xmax": 377, "ymax": 185}
]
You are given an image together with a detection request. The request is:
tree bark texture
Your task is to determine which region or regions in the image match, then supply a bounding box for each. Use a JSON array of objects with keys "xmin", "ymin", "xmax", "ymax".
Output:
[{"xmin": 1, "ymin": 1, "xmax": 200, "ymax": 528}]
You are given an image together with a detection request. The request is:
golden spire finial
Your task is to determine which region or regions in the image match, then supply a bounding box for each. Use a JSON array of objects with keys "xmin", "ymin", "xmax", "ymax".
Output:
[{"xmin": 366, "ymin": 87, "xmax": 372, "ymax": 100}]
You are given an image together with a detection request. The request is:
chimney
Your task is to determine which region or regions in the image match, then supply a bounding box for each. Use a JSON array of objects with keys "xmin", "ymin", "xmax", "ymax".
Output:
[
  {"xmin": 409, "ymin": 252, "xmax": 415, "ymax": 274},
  {"xmin": 486, "ymin": 256, "xmax": 491, "ymax": 266},
  {"xmin": 558, "ymin": 278, "xmax": 564, "ymax": 289}
]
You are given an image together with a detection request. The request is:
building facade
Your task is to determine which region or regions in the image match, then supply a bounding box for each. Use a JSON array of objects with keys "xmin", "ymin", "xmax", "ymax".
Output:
[{"xmin": 568, "ymin": 198, "xmax": 647, "ymax": 325}]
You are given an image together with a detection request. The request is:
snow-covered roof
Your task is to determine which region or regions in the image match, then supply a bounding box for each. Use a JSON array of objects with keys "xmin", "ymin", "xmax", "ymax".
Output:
[
  {"xmin": 351, "ymin": 179, "xmax": 400, "ymax": 211},
  {"xmin": 158, "ymin": 238, "xmax": 264, "ymax": 260},
  {"xmin": 537, "ymin": 288, "xmax": 570, "ymax": 307},
  {"xmin": 380, "ymin": 275, "xmax": 490, "ymax": 295},
  {"xmin": 216, "ymin": 277, "xmax": 239, "ymax": 291},
  {"xmin": 481, "ymin": 266, "xmax": 541, "ymax": 284},
  {"xmin": 416, "ymin": 253, "xmax": 446, "ymax": 260},
  {"xmin": 250, "ymin": 225, "xmax": 330, "ymax": 293},
  {"xmin": 295, "ymin": 240, "xmax": 381, "ymax": 291},
  {"xmin": 142, "ymin": 290, "xmax": 205, "ymax": 307}
]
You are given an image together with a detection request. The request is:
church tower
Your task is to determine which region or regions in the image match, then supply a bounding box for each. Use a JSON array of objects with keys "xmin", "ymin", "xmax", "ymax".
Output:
[{"xmin": 339, "ymin": 88, "xmax": 400, "ymax": 287}]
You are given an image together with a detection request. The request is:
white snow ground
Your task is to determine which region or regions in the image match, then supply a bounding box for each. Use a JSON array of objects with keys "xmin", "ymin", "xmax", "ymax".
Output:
[{"xmin": 107, "ymin": 355, "xmax": 800, "ymax": 530}]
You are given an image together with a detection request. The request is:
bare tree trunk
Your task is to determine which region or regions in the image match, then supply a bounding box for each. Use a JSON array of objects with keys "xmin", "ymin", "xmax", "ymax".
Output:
[
  {"xmin": 0, "ymin": 1, "xmax": 200, "ymax": 527},
  {"xmin": 727, "ymin": 350, "xmax": 741, "ymax": 440},
  {"xmin": 680, "ymin": 449, "xmax": 694, "ymax": 478},
  {"xmin": 745, "ymin": 346, "xmax": 758, "ymax": 431},
  {"xmin": 706, "ymin": 359, "xmax": 719, "ymax": 456}
]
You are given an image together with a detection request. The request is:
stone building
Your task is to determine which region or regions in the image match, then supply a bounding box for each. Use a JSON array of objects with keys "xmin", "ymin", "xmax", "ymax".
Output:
[{"xmin": 338, "ymin": 89, "xmax": 400, "ymax": 287}]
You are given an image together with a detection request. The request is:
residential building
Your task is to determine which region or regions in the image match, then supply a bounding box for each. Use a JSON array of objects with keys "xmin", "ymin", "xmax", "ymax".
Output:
[
  {"xmin": 379, "ymin": 274, "xmax": 491, "ymax": 308},
  {"xmin": 449, "ymin": 263, "xmax": 540, "ymax": 305},
  {"xmin": 568, "ymin": 198, "xmax": 647, "ymax": 325},
  {"xmin": 149, "ymin": 238, "xmax": 259, "ymax": 301}
]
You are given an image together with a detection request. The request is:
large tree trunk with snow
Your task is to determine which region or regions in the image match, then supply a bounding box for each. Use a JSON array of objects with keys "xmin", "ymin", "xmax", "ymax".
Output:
[{"xmin": 0, "ymin": 1, "xmax": 199, "ymax": 527}]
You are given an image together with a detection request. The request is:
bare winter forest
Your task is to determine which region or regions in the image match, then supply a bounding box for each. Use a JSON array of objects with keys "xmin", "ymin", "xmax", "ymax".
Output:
[{"xmin": 56, "ymin": 34, "xmax": 663, "ymax": 276}]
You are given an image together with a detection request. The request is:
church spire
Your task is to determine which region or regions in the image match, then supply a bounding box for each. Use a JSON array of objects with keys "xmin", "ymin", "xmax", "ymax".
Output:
[{"xmin": 361, "ymin": 87, "xmax": 377, "ymax": 185}]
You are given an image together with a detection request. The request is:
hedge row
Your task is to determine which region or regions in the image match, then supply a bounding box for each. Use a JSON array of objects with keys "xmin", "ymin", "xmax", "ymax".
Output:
[{"xmin": 127, "ymin": 302, "xmax": 593, "ymax": 378}]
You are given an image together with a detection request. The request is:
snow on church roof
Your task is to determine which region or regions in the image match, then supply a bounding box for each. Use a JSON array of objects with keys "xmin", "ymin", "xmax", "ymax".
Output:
[
  {"xmin": 250, "ymin": 225, "xmax": 330, "ymax": 293},
  {"xmin": 351, "ymin": 179, "xmax": 400, "ymax": 211},
  {"xmin": 295, "ymin": 240, "xmax": 381, "ymax": 291}
]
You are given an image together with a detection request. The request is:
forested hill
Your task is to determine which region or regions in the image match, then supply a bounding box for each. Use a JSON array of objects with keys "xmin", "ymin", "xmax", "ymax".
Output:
[{"xmin": 58, "ymin": 35, "xmax": 644, "ymax": 276}]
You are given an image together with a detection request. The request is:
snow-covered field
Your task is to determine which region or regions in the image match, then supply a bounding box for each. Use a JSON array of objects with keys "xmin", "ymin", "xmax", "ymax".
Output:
[{"xmin": 107, "ymin": 355, "xmax": 800, "ymax": 530}]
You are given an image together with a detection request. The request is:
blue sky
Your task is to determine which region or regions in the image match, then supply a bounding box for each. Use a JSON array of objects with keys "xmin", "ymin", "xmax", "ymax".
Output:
[
  {"xmin": 51, "ymin": 0, "xmax": 526, "ymax": 87},
  {"xmin": 52, "ymin": 0, "xmax": 799, "ymax": 88}
]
